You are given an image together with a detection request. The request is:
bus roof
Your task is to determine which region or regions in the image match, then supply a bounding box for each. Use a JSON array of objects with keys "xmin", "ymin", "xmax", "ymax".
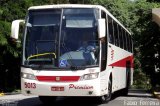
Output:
[
  {"xmin": 28, "ymin": 4, "xmax": 101, "ymax": 10},
  {"xmin": 28, "ymin": 4, "xmax": 131, "ymax": 35}
]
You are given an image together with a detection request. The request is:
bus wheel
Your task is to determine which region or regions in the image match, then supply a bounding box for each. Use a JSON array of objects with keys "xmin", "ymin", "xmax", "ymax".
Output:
[
  {"xmin": 99, "ymin": 79, "xmax": 112, "ymax": 103},
  {"xmin": 39, "ymin": 96, "xmax": 57, "ymax": 104}
]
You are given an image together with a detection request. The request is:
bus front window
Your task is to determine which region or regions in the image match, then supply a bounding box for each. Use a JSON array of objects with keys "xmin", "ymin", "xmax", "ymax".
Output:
[
  {"xmin": 23, "ymin": 8, "xmax": 99, "ymax": 69},
  {"xmin": 24, "ymin": 9, "xmax": 61, "ymax": 69},
  {"xmin": 59, "ymin": 8, "xmax": 99, "ymax": 68}
]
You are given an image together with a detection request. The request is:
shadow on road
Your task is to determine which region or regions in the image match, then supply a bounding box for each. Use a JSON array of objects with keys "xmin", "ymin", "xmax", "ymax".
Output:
[{"xmin": 18, "ymin": 97, "xmax": 100, "ymax": 106}]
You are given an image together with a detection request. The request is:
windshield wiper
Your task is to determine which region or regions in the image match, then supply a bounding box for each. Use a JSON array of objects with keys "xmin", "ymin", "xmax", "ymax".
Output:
[
  {"xmin": 28, "ymin": 58, "xmax": 53, "ymax": 64},
  {"xmin": 26, "ymin": 58, "xmax": 54, "ymax": 70},
  {"xmin": 32, "ymin": 64, "xmax": 44, "ymax": 70},
  {"xmin": 30, "ymin": 64, "xmax": 59, "ymax": 70}
]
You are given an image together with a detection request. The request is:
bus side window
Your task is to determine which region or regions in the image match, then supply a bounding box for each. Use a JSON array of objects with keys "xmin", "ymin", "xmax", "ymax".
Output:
[
  {"xmin": 119, "ymin": 26, "xmax": 123, "ymax": 49},
  {"xmin": 113, "ymin": 21, "xmax": 119, "ymax": 47},
  {"xmin": 126, "ymin": 32, "xmax": 129, "ymax": 51},
  {"xmin": 101, "ymin": 11, "xmax": 106, "ymax": 19},
  {"xmin": 108, "ymin": 16, "xmax": 114, "ymax": 44},
  {"xmin": 124, "ymin": 31, "xmax": 127, "ymax": 50},
  {"xmin": 131, "ymin": 38, "xmax": 133, "ymax": 53},
  {"xmin": 126, "ymin": 33, "xmax": 130, "ymax": 52},
  {"xmin": 122, "ymin": 28, "xmax": 125, "ymax": 49},
  {"xmin": 129, "ymin": 35, "xmax": 132, "ymax": 52},
  {"xmin": 117, "ymin": 25, "xmax": 119, "ymax": 47}
]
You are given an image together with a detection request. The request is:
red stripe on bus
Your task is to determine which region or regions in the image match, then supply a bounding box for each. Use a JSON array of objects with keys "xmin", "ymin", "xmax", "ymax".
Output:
[
  {"xmin": 36, "ymin": 76, "xmax": 80, "ymax": 82},
  {"xmin": 109, "ymin": 55, "xmax": 134, "ymax": 68}
]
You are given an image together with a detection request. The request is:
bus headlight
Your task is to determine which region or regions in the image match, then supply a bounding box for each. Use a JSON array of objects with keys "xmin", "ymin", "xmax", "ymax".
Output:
[
  {"xmin": 81, "ymin": 73, "xmax": 99, "ymax": 80},
  {"xmin": 21, "ymin": 73, "xmax": 36, "ymax": 80}
]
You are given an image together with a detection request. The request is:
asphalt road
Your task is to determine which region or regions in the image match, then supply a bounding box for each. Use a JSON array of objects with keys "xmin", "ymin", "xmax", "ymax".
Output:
[{"xmin": 0, "ymin": 90, "xmax": 159, "ymax": 106}]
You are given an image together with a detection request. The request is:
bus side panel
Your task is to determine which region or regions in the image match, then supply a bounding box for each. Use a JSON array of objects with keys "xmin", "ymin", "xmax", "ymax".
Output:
[
  {"xmin": 99, "ymin": 68, "xmax": 112, "ymax": 96},
  {"xmin": 107, "ymin": 43, "xmax": 133, "ymax": 92}
]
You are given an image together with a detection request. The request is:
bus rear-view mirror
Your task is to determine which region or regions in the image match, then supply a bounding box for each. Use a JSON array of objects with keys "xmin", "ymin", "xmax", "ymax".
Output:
[
  {"xmin": 11, "ymin": 20, "xmax": 25, "ymax": 42},
  {"xmin": 97, "ymin": 19, "xmax": 106, "ymax": 38}
]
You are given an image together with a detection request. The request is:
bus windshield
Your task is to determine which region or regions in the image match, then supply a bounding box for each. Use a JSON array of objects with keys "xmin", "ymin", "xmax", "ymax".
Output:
[{"xmin": 23, "ymin": 8, "xmax": 99, "ymax": 70}]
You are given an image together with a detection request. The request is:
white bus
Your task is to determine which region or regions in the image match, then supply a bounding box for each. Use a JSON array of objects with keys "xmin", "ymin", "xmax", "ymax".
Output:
[{"xmin": 11, "ymin": 4, "xmax": 133, "ymax": 104}]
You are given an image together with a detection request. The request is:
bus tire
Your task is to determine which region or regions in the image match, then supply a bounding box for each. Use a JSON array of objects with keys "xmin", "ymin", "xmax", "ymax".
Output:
[
  {"xmin": 39, "ymin": 96, "xmax": 57, "ymax": 104},
  {"xmin": 98, "ymin": 78, "xmax": 112, "ymax": 103}
]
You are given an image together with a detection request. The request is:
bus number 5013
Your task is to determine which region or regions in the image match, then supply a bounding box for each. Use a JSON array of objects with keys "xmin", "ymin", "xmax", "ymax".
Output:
[{"xmin": 24, "ymin": 82, "xmax": 36, "ymax": 89}]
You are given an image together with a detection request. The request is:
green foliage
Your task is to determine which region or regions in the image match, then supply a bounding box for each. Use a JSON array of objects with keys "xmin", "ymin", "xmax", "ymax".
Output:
[
  {"xmin": 132, "ymin": 68, "xmax": 151, "ymax": 89},
  {"xmin": 132, "ymin": 1, "xmax": 160, "ymax": 87},
  {"xmin": 0, "ymin": 21, "xmax": 21, "ymax": 58}
]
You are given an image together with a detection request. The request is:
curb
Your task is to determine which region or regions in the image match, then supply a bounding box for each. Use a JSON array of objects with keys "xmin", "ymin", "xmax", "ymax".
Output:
[
  {"xmin": 4, "ymin": 92, "xmax": 21, "ymax": 95},
  {"xmin": 153, "ymin": 92, "xmax": 160, "ymax": 99},
  {"xmin": 0, "ymin": 92, "xmax": 21, "ymax": 96},
  {"xmin": 0, "ymin": 93, "xmax": 5, "ymax": 96}
]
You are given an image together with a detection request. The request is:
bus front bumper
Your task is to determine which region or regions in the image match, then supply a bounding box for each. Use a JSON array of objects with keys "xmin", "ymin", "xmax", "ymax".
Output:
[{"xmin": 21, "ymin": 78, "xmax": 101, "ymax": 96}]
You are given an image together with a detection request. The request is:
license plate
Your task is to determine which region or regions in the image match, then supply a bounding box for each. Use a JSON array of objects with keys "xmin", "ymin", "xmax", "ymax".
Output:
[{"xmin": 51, "ymin": 86, "xmax": 64, "ymax": 91}]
